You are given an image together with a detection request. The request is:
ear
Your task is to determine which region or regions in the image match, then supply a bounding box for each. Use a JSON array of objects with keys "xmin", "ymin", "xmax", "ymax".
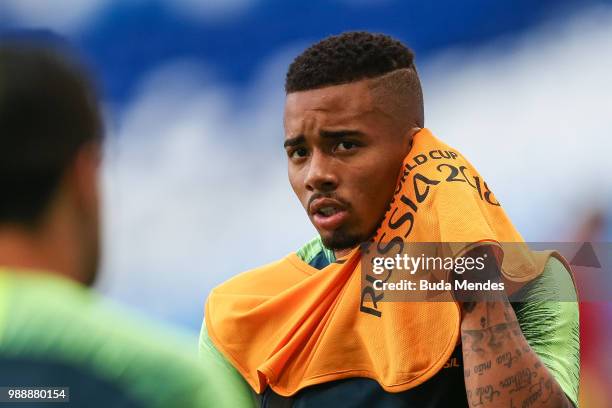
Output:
[
  {"xmin": 68, "ymin": 141, "xmax": 102, "ymax": 218},
  {"xmin": 404, "ymin": 126, "xmax": 421, "ymax": 154}
]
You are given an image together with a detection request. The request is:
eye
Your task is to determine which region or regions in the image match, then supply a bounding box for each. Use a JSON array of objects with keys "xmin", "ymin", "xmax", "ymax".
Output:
[
  {"xmin": 335, "ymin": 141, "xmax": 357, "ymax": 152},
  {"xmin": 289, "ymin": 147, "xmax": 309, "ymax": 159}
]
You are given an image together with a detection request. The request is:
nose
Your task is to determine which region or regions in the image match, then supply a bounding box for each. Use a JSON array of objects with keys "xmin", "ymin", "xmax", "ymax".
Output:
[{"xmin": 304, "ymin": 150, "xmax": 338, "ymax": 192}]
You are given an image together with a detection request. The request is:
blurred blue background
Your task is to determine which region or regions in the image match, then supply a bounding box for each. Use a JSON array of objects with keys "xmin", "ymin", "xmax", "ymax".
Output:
[{"xmin": 1, "ymin": 0, "xmax": 611, "ymax": 331}]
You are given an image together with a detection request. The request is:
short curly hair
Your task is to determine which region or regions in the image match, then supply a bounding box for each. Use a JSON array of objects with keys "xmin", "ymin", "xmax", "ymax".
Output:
[
  {"xmin": 285, "ymin": 31, "xmax": 417, "ymax": 93},
  {"xmin": 285, "ymin": 31, "xmax": 424, "ymax": 128}
]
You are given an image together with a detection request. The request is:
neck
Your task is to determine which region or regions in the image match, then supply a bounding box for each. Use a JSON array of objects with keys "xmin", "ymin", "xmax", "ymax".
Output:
[
  {"xmin": 334, "ymin": 247, "xmax": 354, "ymax": 259},
  {"xmin": 0, "ymin": 218, "xmax": 85, "ymax": 284}
]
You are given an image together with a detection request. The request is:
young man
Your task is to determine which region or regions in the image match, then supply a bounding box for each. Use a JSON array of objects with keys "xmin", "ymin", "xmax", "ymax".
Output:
[
  {"xmin": 0, "ymin": 43, "xmax": 252, "ymax": 407},
  {"xmin": 202, "ymin": 32, "xmax": 579, "ymax": 407}
]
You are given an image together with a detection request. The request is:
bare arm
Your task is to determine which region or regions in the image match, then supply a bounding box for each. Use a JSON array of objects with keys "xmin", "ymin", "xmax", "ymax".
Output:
[{"xmin": 457, "ymin": 248, "xmax": 574, "ymax": 407}]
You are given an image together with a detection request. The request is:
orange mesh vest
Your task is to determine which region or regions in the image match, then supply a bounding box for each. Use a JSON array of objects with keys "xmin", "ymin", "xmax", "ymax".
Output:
[{"xmin": 205, "ymin": 129, "xmax": 570, "ymax": 396}]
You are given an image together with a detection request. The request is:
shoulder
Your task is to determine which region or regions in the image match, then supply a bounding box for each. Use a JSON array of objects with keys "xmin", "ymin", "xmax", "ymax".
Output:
[
  {"xmin": 212, "ymin": 236, "xmax": 332, "ymax": 298},
  {"xmin": 0, "ymin": 273, "xmax": 236, "ymax": 407},
  {"xmin": 211, "ymin": 254, "xmax": 313, "ymax": 297},
  {"xmin": 513, "ymin": 256, "xmax": 577, "ymax": 304}
]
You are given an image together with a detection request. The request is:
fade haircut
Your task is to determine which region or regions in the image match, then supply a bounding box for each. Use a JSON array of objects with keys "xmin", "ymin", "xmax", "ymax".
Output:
[
  {"xmin": 285, "ymin": 31, "xmax": 424, "ymax": 128},
  {"xmin": 0, "ymin": 42, "xmax": 102, "ymax": 227}
]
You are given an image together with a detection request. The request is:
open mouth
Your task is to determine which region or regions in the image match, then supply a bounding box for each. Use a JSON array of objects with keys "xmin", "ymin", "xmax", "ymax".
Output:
[
  {"xmin": 317, "ymin": 206, "xmax": 340, "ymax": 216},
  {"xmin": 310, "ymin": 199, "xmax": 349, "ymax": 231}
]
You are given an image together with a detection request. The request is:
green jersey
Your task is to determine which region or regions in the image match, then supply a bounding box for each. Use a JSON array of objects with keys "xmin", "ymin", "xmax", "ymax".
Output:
[{"xmin": 0, "ymin": 268, "xmax": 253, "ymax": 407}]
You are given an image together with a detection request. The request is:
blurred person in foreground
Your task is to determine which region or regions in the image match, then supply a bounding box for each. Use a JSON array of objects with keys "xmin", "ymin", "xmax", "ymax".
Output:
[
  {"xmin": 0, "ymin": 42, "xmax": 252, "ymax": 407},
  {"xmin": 202, "ymin": 32, "xmax": 580, "ymax": 407}
]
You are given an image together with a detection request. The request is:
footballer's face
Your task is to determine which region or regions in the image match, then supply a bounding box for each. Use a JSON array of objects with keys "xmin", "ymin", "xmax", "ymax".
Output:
[{"xmin": 284, "ymin": 79, "xmax": 414, "ymax": 255}]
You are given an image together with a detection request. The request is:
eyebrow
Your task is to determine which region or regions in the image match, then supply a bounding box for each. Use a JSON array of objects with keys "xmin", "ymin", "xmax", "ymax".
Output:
[
  {"xmin": 283, "ymin": 130, "xmax": 364, "ymax": 148},
  {"xmin": 283, "ymin": 135, "xmax": 305, "ymax": 148}
]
